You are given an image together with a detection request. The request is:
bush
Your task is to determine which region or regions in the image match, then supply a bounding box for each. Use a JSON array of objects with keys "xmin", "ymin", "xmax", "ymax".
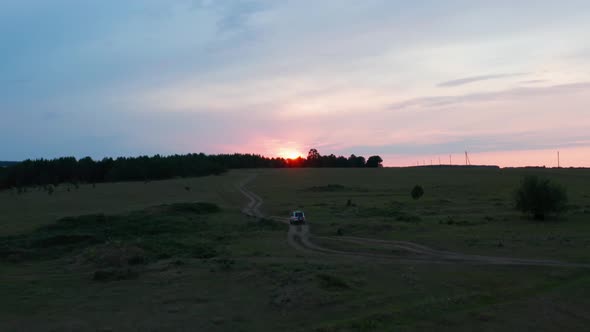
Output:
[
  {"xmin": 411, "ymin": 185, "xmax": 424, "ymax": 200},
  {"xmin": 316, "ymin": 273, "xmax": 350, "ymax": 290},
  {"xmin": 93, "ymin": 268, "xmax": 139, "ymax": 282},
  {"xmin": 0, "ymin": 202, "xmax": 220, "ymax": 262},
  {"xmin": 515, "ymin": 176, "xmax": 568, "ymax": 220}
]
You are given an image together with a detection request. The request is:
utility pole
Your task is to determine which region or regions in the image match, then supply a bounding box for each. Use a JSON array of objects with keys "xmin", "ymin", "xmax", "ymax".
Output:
[
  {"xmin": 439, "ymin": 157, "xmax": 441, "ymax": 165},
  {"xmin": 449, "ymin": 155, "xmax": 452, "ymax": 165},
  {"xmin": 465, "ymin": 151, "xmax": 471, "ymax": 166},
  {"xmin": 558, "ymin": 151, "xmax": 560, "ymax": 168}
]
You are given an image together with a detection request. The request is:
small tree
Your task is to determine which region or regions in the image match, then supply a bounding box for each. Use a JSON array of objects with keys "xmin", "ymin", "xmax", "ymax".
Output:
[
  {"xmin": 366, "ymin": 156, "xmax": 383, "ymax": 168},
  {"xmin": 411, "ymin": 185, "xmax": 424, "ymax": 200},
  {"xmin": 307, "ymin": 148, "xmax": 321, "ymax": 167},
  {"xmin": 515, "ymin": 176, "xmax": 567, "ymax": 220}
]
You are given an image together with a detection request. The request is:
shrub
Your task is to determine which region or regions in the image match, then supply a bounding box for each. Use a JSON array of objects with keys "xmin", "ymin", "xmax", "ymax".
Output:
[
  {"xmin": 93, "ymin": 268, "xmax": 139, "ymax": 282},
  {"xmin": 82, "ymin": 244, "xmax": 146, "ymax": 268},
  {"xmin": 317, "ymin": 273, "xmax": 350, "ymax": 290},
  {"xmin": 515, "ymin": 176, "xmax": 568, "ymax": 220},
  {"xmin": 411, "ymin": 185, "xmax": 424, "ymax": 200},
  {"xmin": 0, "ymin": 202, "xmax": 221, "ymax": 262}
]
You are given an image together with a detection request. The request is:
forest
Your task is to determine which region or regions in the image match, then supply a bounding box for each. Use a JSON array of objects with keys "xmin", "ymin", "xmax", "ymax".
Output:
[{"xmin": 0, "ymin": 150, "xmax": 382, "ymax": 189}]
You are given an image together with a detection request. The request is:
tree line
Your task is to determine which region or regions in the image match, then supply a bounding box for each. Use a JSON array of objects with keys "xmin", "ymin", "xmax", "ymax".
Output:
[{"xmin": 0, "ymin": 149, "xmax": 383, "ymax": 189}]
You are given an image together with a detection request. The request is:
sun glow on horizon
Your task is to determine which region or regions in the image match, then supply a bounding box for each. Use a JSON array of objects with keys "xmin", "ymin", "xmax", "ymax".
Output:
[{"xmin": 277, "ymin": 148, "xmax": 303, "ymax": 160}]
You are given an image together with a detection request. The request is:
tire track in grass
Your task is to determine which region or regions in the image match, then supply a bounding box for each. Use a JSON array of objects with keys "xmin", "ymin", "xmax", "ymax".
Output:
[{"xmin": 238, "ymin": 173, "xmax": 590, "ymax": 268}]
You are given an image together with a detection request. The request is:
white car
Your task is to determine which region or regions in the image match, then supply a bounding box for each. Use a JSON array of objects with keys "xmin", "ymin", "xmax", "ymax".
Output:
[{"xmin": 289, "ymin": 211, "xmax": 306, "ymax": 225}]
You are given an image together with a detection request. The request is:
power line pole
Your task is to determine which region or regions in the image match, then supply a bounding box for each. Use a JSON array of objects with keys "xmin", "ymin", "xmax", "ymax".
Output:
[
  {"xmin": 558, "ymin": 151, "xmax": 560, "ymax": 168},
  {"xmin": 449, "ymin": 154, "xmax": 452, "ymax": 165},
  {"xmin": 465, "ymin": 151, "xmax": 471, "ymax": 166}
]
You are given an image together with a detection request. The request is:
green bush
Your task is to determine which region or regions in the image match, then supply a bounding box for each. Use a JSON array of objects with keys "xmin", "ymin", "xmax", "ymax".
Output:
[
  {"xmin": 0, "ymin": 202, "xmax": 222, "ymax": 262},
  {"xmin": 515, "ymin": 176, "xmax": 568, "ymax": 220},
  {"xmin": 317, "ymin": 273, "xmax": 350, "ymax": 290},
  {"xmin": 411, "ymin": 185, "xmax": 424, "ymax": 200}
]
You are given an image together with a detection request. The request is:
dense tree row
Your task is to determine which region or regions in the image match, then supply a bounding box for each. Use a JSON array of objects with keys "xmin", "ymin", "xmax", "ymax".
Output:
[
  {"xmin": 0, "ymin": 161, "xmax": 18, "ymax": 167},
  {"xmin": 0, "ymin": 150, "xmax": 382, "ymax": 189}
]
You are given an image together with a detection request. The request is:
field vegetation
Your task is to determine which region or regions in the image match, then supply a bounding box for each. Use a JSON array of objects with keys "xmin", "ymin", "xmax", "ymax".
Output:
[
  {"xmin": 253, "ymin": 168, "xmax": 590, "ymax": 262},
  {"xmin": 1, "ymin": 167, "xmax": 590, "ymax": 331}
]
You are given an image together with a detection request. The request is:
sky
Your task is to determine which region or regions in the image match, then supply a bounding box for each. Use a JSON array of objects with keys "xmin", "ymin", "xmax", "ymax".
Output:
[{"xmin": 2, "ymin": 0, "xmax": 590, "ymax": 167}]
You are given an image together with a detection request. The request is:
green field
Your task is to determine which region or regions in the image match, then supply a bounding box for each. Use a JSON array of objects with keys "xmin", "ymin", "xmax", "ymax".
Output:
[{"xmin": 2, "ymin": 168, "xmax": 590, "ymax": 331}]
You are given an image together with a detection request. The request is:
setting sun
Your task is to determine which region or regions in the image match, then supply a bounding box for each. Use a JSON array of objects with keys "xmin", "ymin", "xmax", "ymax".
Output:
[{"xmin": 277, "ymin": 149, "xmax": 303, "ymax": 160}]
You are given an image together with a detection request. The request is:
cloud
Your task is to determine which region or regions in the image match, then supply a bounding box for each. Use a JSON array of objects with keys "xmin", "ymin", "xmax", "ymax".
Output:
[
  {"xmin": 437, "ymin": 73, "xmax": 527, "ymax": 87},
  {"xmin": 389, "ymin": 82, "xmax": 590, "ymax": 111},
  {"xmin": 339, "ymin": 128, "xmax": 590, "ymax": 157},
  {"xmin": 2, "ymin": 1, "xmax": 590, "ymax": 166},
  {"xmin": 212, "ymin": 1, "xmax": 269, "ymax": 33},
  {"xmin": 520, "ymin": 79, "xmax": 547, "ymax": 84}
]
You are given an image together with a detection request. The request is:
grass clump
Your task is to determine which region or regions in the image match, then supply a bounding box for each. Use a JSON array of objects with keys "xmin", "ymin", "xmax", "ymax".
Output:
[
  {"xmin": 316, "ymin": 273, "xmax": 350, "ymax": 291},
  {"xmin": 161, "ymin": 202, "xmax": 221, "ymax": 214},
  {"xmin": 241, "ymin": 218, "xmax": 283, "ymax": 231},
  {"xmin": 81, "ymin": 243, "xmax": 147, "ymax": 268},
  {"xmin": 356, "ymin": 205, "xmax": 421, "ymax": 222},
  {"xmin": 305, "ymin": 184, "xmax": 368, "ymax": 193},
  {"xmin": 93, "ymin": 268, "xmax": 140, "ymax": 282},
  {"xmin": 0, "ymin": 202, "xmax": 222, "ymax": 263}
]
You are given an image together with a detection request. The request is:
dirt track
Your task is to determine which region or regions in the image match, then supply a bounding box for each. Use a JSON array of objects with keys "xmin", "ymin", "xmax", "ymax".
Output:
[{"xmin": 238, "ymin": 173, "xmax": 590, "ymax": 268}]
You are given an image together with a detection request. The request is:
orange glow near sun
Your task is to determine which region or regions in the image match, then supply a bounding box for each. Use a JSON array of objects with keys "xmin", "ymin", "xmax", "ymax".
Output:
[{"xmin": 278, "ymin": 148, "xmax": 303, "ymax": 159}]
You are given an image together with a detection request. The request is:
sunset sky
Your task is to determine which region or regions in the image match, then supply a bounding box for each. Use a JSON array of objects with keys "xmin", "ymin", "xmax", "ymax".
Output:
[{"xmin": 2, "ymin": 1, "xmax": 590, "ymax": 167}]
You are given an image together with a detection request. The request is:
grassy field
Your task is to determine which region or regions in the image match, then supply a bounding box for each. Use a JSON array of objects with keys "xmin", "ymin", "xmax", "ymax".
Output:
[
  {"xmin": 0, "ymin": 172, "xmax": 246, "ymax": 235},
  {"xmin": 253, "ymin": 168, "xmax": 590, "ymax": 262},
  {"xmin": 1, "ymin": 168, "xmax": 590, "ymax": 331}
]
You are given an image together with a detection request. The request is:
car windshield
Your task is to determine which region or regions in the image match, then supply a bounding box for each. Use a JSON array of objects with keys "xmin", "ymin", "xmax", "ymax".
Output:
[{"xmin": 294, "ymin": 212, "xmax": 304, "ymax": 217}]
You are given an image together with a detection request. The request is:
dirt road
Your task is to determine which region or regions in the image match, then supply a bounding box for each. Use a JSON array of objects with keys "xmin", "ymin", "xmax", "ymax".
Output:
[{"xmin": 238, "ymin": 173, "xmax": 590, "ymax": 268}]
